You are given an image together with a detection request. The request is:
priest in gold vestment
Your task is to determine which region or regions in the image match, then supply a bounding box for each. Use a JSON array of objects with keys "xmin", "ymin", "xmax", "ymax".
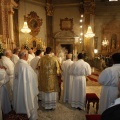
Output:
[{"xmin": 37, "ymin": 47, "xmax": 60, "ymax": 109}]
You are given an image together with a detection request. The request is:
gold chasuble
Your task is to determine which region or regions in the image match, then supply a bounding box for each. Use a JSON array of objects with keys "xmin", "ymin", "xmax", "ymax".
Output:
[{"xmin": 37, "ymin": 55, "xmax": 60, "ymax": 92}]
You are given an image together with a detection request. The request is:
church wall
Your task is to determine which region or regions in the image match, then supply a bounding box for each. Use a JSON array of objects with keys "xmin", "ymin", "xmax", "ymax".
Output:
[
  {"xmin": 18, "ymin": 1, "xmax": 46, "ymax": 48},
  {"xmin": 53, "ymin": 6, "xmax": 80, "ymax": 37},
  {"xmin": 95, "ymin": 2, "xmax": 120, "ymax": 53}
]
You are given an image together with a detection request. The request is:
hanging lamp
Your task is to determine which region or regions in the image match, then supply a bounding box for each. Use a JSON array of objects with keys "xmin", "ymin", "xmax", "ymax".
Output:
[
  {"xmin": 21, "ymin": 0, "xmax": 31, "ymax": 34},
  {"xmin": 21, "ymin": 15, "xmax": 31, "ymax": 33},
  {"xmin": 84, "ymin": 26, "xmax": 95, "ymax": 38}
]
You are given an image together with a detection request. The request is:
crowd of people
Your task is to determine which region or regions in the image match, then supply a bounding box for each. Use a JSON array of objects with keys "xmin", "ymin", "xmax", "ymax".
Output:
[{"xmin": 0, "ymin": 46, "xmax": 120, "ymax": 120}]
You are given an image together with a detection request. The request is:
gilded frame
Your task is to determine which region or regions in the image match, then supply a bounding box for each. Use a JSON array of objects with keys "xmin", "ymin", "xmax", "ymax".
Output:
[
  {"xmin": 27, "ymin": 11, "xmax": 42, "ymax": 37},
  {"xmin": 60, "ymin": 18, "xmax": 73, "ymax": 31}
]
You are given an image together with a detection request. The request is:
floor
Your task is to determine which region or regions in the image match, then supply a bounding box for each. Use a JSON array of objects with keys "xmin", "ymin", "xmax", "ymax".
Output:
[{"xmin": 38, "ymin": 82, "xmax": 102, "ymax": 120}]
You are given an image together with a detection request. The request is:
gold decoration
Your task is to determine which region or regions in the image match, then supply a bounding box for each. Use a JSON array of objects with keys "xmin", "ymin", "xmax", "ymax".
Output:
[
  {"xmin": 46, "ymin": 3, "xmax": 54, "ymax": 16},
  {"xmin": 25, "ymin": 37, "xmax": 46, "ymax": 50},
  {"xmin": 27, "ymin": 11, "xmax": 42, "ymax": 37},
  {"xmin": 60, "ymin": 18, "xmax": 73, "ymax": 31},
  {"xmin": 84, "ymin": 1, "xmax": 95, "ymax": 14}
]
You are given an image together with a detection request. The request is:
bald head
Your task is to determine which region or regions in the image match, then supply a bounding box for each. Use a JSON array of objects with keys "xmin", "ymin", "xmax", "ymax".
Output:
[
  {"xmin": 3, "ymin": 49, "xmax": 12, "ymax": 58},
  {"xmin": 66, "ymin": 54, "xmax": 72, "ymax": 59},
  {"xmin": 18, "ymin": 50, "xmax": 28, "ymax": 60}
]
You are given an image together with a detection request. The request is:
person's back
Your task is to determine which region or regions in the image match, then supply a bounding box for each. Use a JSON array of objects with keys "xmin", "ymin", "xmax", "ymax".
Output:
[
  {"xmin": 39, "ymin": 54, "xmax": 60, "ymax": 92},
  {"xmin": 69, "ymin": 53, "xmax": 91, "ymax": 110},
  {"xmin": 61, "ymin": 54, "xmax": 73, "ymax": 103},
  {"xmin": 11, "ymin": 54, "xmax": 19, "ymax": 65},
  {"xmin": 98, "ymin": 53, "xmax": 120, "ymax": 114},
  {"xmin": 30, "ymin": 50, "xmax": 43, "ymax": 75},
  {"xmin": 0, "ymin": 68, "xmax": 11, "ymax": 115},
  {"xmin": 70, "ymin": 60, "xmax": 91, "ymax": 76},
  {"xmin": 0, "ymin": 49, "xmax": 14, "ymax": 80},
  {"xmin": 11, "ymin": 47, "xmax": 20, "ymax": 65},
  {"xmin": 13, "ymin": 50, "xmax": 39, "ymax": 120},
  {"xmin": 37, "ymin": 47, "xmax": 60, "ymax": 110},
  {"xmin": 0, "ymin": 49, "xmax": 14, "ymax": 105},
  {"xmin": 101, "ymin": 81, "xmax": 120, "ymax": 120}
]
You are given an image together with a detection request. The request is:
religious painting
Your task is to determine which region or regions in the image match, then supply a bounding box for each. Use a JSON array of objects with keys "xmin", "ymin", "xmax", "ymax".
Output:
[
  {"xmin": 27, "ymin": 11, "xmax": 42, "ymax": 37},
  {"xmin": 60, "ymin": 18, "xmax": 73, "ymax": 31}
]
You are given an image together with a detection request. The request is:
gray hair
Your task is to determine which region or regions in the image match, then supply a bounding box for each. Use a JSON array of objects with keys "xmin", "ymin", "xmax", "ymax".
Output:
[
  {"xmin": 3, "ymin": 49, "xmax": 11, "ymax": 56},
  {"xmin": 18, "ymin": 50, "xmax": 28, "ymax": 59}
]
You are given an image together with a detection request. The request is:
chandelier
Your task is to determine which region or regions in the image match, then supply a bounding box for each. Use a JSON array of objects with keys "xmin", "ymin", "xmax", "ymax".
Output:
[
  {"xmin": 21, "ymin": 16, "xmax": 31, "ymax": 33},
  {"xmin": 21, "ymin": 0, "xmax": 31, "ymax": 34},
  {"xmin": 94, "ymin": 49, "xmax": 98, "ymax": 54},
  {"xmin": 84, "ymin": 26, "xmax": 95, "ymax": 38},
  {"xmin": 102, "ymin": 38, "xmax": 109, "ymax": 47}
]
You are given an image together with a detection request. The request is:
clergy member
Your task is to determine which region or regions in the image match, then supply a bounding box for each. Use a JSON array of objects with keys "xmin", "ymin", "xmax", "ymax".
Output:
[
  {"xmin": 13, "ymin": 50, "xmax": 39, "ymax": 120},
  {"xmin": 69, "ymin": 53, "xmax": 91, "ymax": 110},
  {"xmin": 11, "ymin": 47, "xmax": 20, "ymax": 65},
  {"xmin": 30, "ymin": 49, "xmax": 43, "ymax": 101},
  {"xmin": 101, "ymin": 81, "xmax": 120, "ymax": 120},
  {"xmin": 30, "ymin": 49, "xmax": 43, "ymax": 75},
  {"xmin": 61, "ymin": 54, "xmax": 73, "ymax": 103},
  {"xmin": 37, "ymin": 47, "xmax": 60, "ymax": 109},
  {"xmin": 0, "ymin": 67, "xmax": 11, "ymax": 116},
  {"xmin": 98, "ymin": 53, "xmax": 120, "ymax": 114},
  {"xmin": 0, "ymin": 49, "xmax": 14, "ymax": 103},
  {"xmin": 28, "ymin": 49, "xmax": 35, "ymax": 64}
]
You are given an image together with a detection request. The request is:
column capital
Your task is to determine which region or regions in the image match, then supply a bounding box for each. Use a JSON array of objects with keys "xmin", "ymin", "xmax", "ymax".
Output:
[
  {"xmin": 46, "ymin": 3, "xmax": 54, "ymax": 16},
  {"xmin": 8, "ymin": 9, "xmax": 14, "ymax": 14},
  {"xmin": 84, "ymin": 1, "xmax": 96, "ymax": 15}
]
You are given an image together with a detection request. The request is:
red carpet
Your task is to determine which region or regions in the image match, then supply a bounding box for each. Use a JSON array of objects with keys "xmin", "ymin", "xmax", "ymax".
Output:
[
  {"xmin": 86, "ymin": 114, "xmax": 101, "ymax": 120},
  {"xmin": 87, "ymin": 72, "xmax": 100, "ymax": 82}
]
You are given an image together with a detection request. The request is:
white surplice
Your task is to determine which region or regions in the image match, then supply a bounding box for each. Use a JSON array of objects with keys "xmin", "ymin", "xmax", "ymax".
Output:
[
  {"xmin": 13, "ymin": 59, "xmax": 39, "ymax": 120},
  {"xmin": 61, "ymin": 59, "xmax": 73, "ymax": 103},
  {"xmin": 0, "ymin": 69, "xmax": 11, "ymax": 117},
  {"xmin": 30, "ymin": 56, "xmax": 42, "ymax": 100},
  {"xmin": 98, "ymin": 64, "xmax": 120, "ymax": 114},
  {"xmin": 11, "ymin": 54, "xmax": 19, "ymax": 65},
  {"xmin": 69, "ymin": 59, "xmax": 91, "ymax": 110},
  {"xmin": 32, "ymin": 53, "xmax": 35, "ymax": 58},
  {"xmin": 28, "ymin": 54, "xmax": 34, "ymax": 64},
  {"xmin": 0, "ymin": 56, "xmax": 14, "ymax": 102},
  {"xmin": 30, "ymin": 56, "xmax": 40, "ymax": 75},
  {"xmin": 41, "ymin": 92, "xmax": 57, "ymax": 109}
]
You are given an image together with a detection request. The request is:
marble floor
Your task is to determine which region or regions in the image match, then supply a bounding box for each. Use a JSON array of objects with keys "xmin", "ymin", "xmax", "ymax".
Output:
[{"xmin": 38, "ymin": 84, "xmax": 102, "ymax": 120}]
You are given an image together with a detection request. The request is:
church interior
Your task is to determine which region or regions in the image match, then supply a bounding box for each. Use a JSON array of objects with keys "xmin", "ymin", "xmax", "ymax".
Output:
[{"xmin": 1, "ymin": 0, "xmax": 120, "ymax": 120}]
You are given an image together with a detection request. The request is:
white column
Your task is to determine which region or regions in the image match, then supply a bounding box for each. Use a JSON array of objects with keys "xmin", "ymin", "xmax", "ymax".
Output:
[{"xmin": 8, "ymin": 7, "xmax": 14, "ymax": 49}]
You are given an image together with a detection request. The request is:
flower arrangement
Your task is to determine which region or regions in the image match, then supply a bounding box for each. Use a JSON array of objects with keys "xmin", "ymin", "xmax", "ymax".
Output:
[{"xmin": 24, "ymin": 44, "xmax": 29, "ymax": 50}]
